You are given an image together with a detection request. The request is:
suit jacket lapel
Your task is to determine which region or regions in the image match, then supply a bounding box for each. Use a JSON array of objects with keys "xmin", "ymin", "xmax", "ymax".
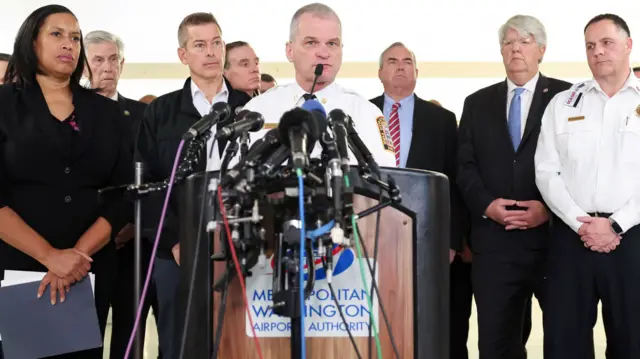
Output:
[
  {"xmin": 405, "ymin": 94, "xmax": 423, "ymax": 167},
  {"xmin": 116, "ymin": 92, "xmax": 129, "ymax": 114},
  {"xmin": 371, "ymin": 95, "xmax": 384, "ymax": 112},
  {"xmin": 21, "ymin": 82, "xmax": 68, "ymax": 158},
  {"xmin": 519, "ymin": 75, "xmax": 549, "ymax": 151},
  {"xmin": 495, "ymin": 81, "xmax": 514, "ymax": 152}
]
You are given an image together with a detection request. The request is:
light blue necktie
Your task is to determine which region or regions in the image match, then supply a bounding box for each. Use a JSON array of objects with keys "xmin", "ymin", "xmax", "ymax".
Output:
[{"xmin": 508, "ymin": 87, "xmax": 525, "ymax": 150}]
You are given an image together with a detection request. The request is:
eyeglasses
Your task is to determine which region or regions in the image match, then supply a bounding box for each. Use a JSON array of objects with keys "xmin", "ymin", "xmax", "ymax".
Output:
[{"xmin": 502, "ymin": 37, "xmax": 535, "ymax": 48}]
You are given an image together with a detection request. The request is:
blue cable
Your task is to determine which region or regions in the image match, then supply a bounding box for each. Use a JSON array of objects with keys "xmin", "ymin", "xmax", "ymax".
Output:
[
  {"xmin": 306, "ymin": 220, "xmax": 335, "ymax": 242},
  {"xmin": 296, "ymin": 168, "xmax": 306, "ymax": 359}
]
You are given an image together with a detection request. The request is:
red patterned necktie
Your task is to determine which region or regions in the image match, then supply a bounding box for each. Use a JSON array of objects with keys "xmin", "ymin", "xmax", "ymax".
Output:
[{"xmin": 389, "ymin": 102, "xmax": 401, "ymax": 166}]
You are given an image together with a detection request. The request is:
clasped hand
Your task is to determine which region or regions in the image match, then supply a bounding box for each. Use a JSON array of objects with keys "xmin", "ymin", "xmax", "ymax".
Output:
[
  {"xmin": 38, "ymin": 248, "xmax": 93, "ymax": 304},
  {"xmin": 485, "ymin": 199, "xmax": 549, "ymax": 231},
  {"xmin": 577, "ymin": 216, "xmax": 620, "ymax": 253}
]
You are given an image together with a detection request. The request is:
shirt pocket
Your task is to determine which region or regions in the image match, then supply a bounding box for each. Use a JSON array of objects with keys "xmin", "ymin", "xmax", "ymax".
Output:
[
  {"xmin": 619, "ymin": 115, "xmax": 640, "ymax": 164},
  {"xmin": 554, "ymin": 117, "xmax": 597, "ymax": 163}
]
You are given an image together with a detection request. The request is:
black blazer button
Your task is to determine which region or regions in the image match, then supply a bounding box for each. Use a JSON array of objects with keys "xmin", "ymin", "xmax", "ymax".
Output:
[{"xmin": 64, "ymin": 196, "xmax": 72, "ymax": 203}]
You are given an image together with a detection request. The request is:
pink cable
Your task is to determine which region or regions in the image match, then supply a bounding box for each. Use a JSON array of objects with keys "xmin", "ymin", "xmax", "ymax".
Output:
[{"xmin": 124, "ymin": 139, "xmax": 185, "ymax": 358}]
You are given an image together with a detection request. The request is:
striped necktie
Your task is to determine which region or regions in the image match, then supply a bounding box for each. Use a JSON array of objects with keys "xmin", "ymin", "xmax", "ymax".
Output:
[{"xmin": 389, "ymin": 102, "xmax": 401, "ymax": 166}]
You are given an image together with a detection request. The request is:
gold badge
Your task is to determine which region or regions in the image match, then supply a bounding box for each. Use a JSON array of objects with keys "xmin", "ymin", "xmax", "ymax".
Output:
[
  {"xmin": 636, "ymin": 104, "xmax": 640, "ymax": 117},
  {"xmin": 375, "ymin": 116, "xmax": 395, "ymax": 153},
  {"xmin": 321, "ymin": 98, "xmax": 327, "ymax": 104},
  {"xmin": 124, "ymin": 110, "xmax": 130, "ymax": 116},
  {"xmin": 568, "ymin": 116, "xmax": 585, "ymax": 122},
  {"xmin": 263, "ymin": 123, "xmax": 278, "ymax": 129}
]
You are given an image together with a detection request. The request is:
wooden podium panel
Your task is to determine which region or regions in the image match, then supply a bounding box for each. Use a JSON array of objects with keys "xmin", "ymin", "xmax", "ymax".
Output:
[{"xmin": 212, "ymin": 194, "xmax": 414, "ymax": 359}]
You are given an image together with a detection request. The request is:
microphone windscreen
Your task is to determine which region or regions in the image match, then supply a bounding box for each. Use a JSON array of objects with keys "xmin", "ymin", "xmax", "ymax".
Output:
[
  {"xmin": 212, "ymin": 102, "xmax": 231, "ymax": 117},
  {"xmin": 301, "ymin": 99, "xmax": 326, "ymax": 118},
  {"xmin": 278, "ymin": 108, "xmax": 320, "ymax": 148},
  {"xmin": 314, "ymin": 64, "xmax": 324, "ymax": 77}
]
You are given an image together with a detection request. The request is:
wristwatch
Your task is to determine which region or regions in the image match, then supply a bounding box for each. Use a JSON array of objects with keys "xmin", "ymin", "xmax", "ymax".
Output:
[{"xmin": 609, "ymin": 217, "xmax": 624, "ymax": 235}]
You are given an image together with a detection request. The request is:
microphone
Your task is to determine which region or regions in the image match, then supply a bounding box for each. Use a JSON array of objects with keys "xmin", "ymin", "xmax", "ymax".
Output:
[
  {"xmin": 277, "ymin": 107, "xmax": 321, "ymax": 170},
  {"xmin": 215, "ymin": 111, "xmax": 265, "ymax": 140},
  {"xmin": 220, "ymin": 128, "xmax": 281, "ymax": 187},
  {"xmin": 327, "ymin": 109, "xmax": 350, "ymax": 167},
  {"xmin": 304, "ymin": 64, "xmax": 324, "ymax": 100},
  {"xmin": 182, "ymin": 102, "xmax": 231, "ymax": 140},
  {"xmin": 346, "ymin": 117, "xmax": 381, "ymax": 176},
  {"xmin": 258, "ymin": 145, "xmax": 291, "ymax": 177}
]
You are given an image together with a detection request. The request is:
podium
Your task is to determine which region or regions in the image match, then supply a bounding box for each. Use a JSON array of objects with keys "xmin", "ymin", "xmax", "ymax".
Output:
[{"xmin": 177, "ymin": 167, "xmax": 450, "ymax": 359}]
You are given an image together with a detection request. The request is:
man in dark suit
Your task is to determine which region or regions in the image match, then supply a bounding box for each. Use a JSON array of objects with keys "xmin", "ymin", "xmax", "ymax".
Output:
[
  {"xmin": 370, "ymin": 42, "xmax": 468, "ymax": 358},
  {"xmin": 135, "ymin": 13, "xmax": 251, "ymax": 359},
  {"xmin": 457, "ymin": 15, "xmax": 572, "ymax": 359},
  {"xmin": 84, "ymin": 30, "xmax": 162, "ymax": 359}
]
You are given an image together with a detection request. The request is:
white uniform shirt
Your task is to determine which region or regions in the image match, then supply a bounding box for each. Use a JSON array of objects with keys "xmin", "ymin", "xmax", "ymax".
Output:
[
  {"xmin": 241, "ymin": 81, "xmax": 397, "ymax": 168},
  {"xmin": 190, "ymin": 79, "xmax": 229, "ymax": 171},
  {"xmin": 535, "ymin": 72, "xmax": 640, "ymax": 233},
  {"xmin": 506, "ymin": 72, "xmax": 539, "ymax": 136}
]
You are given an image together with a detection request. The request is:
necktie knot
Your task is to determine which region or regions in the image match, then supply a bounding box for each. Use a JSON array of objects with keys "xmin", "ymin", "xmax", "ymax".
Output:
[
  {"xmin": 392, "ymin": 102, "xmax": 401, "ymax": 111},
  {"xmin": 513, "ymin": 87, "xmax": 525, "ymax": 97}
]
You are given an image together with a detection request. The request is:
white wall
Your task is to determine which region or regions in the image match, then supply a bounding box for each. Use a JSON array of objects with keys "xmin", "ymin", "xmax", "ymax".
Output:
[{"xmin": 2, "ymin": 0, "xmax": 640, "ymax": 117}]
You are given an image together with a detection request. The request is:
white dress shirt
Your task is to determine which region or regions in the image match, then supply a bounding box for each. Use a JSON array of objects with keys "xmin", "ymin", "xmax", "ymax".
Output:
[
  {"xmin": 506, "ymin": 72, "xmax": 539, "ymax": 135},
  {"xmin": 190, "ymin": 79, "xmax": 229, "ymax": 171},
  {"xmin": 535, "ymin": 72, "xmax": 640, "ymax": 233},
  {"xmin": 242, "ymin": 81, "xmax": 397, "ymax": 168}
]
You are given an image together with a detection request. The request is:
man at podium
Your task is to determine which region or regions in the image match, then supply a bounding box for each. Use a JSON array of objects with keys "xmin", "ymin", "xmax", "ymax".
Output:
[{"xmin": 242, "ymin": 2, "xmax": 396, "ymax": 168}]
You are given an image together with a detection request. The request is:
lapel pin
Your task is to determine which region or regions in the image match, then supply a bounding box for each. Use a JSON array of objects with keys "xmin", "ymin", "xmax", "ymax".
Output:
[
  {"xmin": 543, "ymin": 88, "xmax": 548, "ymax": 93},
  {"xmin": 321, "ymin": 98, "xmax": 327, "ymax": 104},
  {"xmin": 123, "ymin": 110, "xmax": 130, "ymax": 116},
  {"xmin": 635, "ymin": 104, "xmax": 640, "ymax": 117}
]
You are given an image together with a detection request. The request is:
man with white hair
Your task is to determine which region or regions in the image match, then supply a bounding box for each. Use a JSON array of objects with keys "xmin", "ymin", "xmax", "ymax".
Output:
[
  {"xmin": 457, "ymin": 15, "xmax": 571, "ymax": 358},
  {"xmin": 242, "ymin": 2, "xmax": 396, "ymax": 167},
  {"xmin": 84, "ymin": 30, "xmax": 161, "ymax": 359}
]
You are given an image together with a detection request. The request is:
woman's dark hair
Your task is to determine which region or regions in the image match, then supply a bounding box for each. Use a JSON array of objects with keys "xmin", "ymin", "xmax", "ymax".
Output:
[{"xmin": 3, "ymin": 4, "xmax": 91, "ymax": 87}]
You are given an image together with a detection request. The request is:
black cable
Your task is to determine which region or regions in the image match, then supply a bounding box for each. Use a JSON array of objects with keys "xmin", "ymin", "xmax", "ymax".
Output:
[
  {"xmin": 304, "ymin": 238, "xmax": 315, "ymax": 298},
  {"xmin": 355, "ymin": 222, "xmax": 401, "ymax": 359},
  {"xmin": 178, "ymin": 137, "xmax": 218, "ymax": 359},
  {"xmin": 211, "ymin": 261, "xmax": 231, "ymax": 359},
  {"xmin": 321, "ymin": 257, "xmax": 363, "ymax": 359},
  {"xmin": 368, "ymin": 190, "xmax": 383, "ymax": 359}
]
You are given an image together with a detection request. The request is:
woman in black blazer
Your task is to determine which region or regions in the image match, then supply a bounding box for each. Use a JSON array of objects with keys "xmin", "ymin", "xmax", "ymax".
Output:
[{"xmin": 0, "ymin": 5, "xmax": 132, "ymax": 358}]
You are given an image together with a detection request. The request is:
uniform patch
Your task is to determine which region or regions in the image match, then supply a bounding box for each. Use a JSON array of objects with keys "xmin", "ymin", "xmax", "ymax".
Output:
[
  {"xmin": 565, "ymin": 82, "xmax": 586, "ymax": 108},
  {"xmin": 376, "ymin": 116, "xmax": 395, "ymax": 153},
  {"xmin": 263, "ymin": 123, "xmax": 278, "ymax": 129}
]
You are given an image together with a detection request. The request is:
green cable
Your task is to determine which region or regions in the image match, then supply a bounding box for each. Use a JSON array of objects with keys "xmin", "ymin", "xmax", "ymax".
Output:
[{"xmin": 347, "ymin": 172, "xmax": 382, "ymax": 358}]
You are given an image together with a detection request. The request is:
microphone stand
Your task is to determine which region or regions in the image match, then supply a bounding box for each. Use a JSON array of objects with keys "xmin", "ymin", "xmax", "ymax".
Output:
[{"xmin": 133, "ymin": 162, "xmax": 144, "ymax": 359}]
